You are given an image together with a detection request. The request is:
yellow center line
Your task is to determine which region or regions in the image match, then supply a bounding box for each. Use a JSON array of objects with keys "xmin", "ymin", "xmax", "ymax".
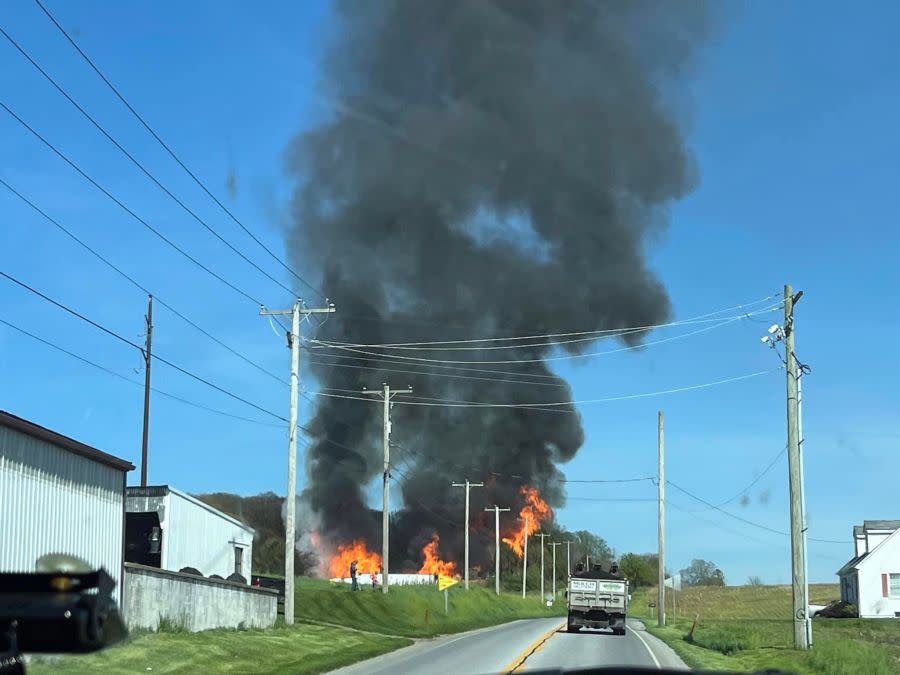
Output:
[{"xmin": 500, "ymin": 621, "xmax": 566, "ymax": 674}]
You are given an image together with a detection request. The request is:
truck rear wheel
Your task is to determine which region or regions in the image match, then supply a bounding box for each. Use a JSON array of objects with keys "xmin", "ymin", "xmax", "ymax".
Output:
[{"xmin": 566, "ymin": 614, "xmax": 581, "ymax": 632}]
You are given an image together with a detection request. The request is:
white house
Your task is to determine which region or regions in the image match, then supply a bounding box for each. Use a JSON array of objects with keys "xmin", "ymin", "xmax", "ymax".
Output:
[
  {"xmin": 125, "ymin": 485, "xmax": 254, "ymax": 582},
  {"xmin": 837, "ymin": 519, "xmax": 900, "ymax": 618}
]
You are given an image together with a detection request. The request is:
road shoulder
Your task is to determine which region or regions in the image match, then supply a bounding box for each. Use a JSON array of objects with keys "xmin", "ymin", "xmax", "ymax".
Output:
[{"xmin": 628, "ymin": 619, "xmax": 690, "ymax": 671}]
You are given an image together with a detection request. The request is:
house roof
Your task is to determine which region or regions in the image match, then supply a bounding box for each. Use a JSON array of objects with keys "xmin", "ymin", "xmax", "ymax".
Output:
[
  {"xmin": 837, "ymin": 551, "xmax": 868, "ymax": 576},
  {"xmin": 853, "ymin": 525, "xmax": 864, "ymax": 538},
  {"xmin": 862, "ymin": 519, "xmax": 900, "ymax": 532},
  {"xmin": 0, "ymin": 409, "xmax": 134, "ymax": 473}
]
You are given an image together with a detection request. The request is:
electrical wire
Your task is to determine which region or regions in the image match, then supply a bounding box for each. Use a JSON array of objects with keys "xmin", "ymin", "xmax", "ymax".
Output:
[
  {"xmin": 0, "ymin": 317, "xmax": 284, "ymax": 427},
  {"xmin": 306, "ymin": 352, "xmax": 570, "ymax": 388},
  {"xmin": 0, "ymin": 177, "xmax": 286, "ymax": 385},
  {"xmin": 309, "ymin": 310, "xmax": 778, "ymax": 365},
  {"xmin": 31, "ymin": 0, "xmax": 327, "ymax": 302},
  {"xmin": 311, "ymin": 370, "xmax": 773, "ymax": 409},
  {"xmin": 666, "ymin": 479, "xmax": 847, "ymax": 545},
  {"xmin": 0, "ymin": 269, "xmax": 285, "ymax": 421},
  {"xmin": 0, "ymin": 99, "xmax": 262, "ymax": 306},
  {"xmin": 0, "ymin": 26, "xmax": 300, "ymax": 299},
  {"xmin": 714, "ymin": 446, "xmax": 787, "ymax": 509},
  {"xmin": 322, "ymin": 296, "xmax": 781, "ymax": 349}
]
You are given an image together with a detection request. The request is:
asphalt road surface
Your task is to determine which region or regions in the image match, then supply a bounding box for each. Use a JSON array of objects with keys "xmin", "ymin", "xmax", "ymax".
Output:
[{"xmin": 329, "ymin": 618, "xmax": 687, "ymax": 674}]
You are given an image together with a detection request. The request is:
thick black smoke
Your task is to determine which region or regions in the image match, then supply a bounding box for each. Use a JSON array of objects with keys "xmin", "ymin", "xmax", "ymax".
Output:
[{"xmin": 287, "ymin": 0, "xmax": 707, "ymax": 571}]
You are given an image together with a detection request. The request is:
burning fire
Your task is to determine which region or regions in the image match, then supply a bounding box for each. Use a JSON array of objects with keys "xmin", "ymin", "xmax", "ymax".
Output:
[
  {"xmin": 328, "ymin": 539, "xmax": 383, "ymax": 578},
  {"xmin": 418, "ymin": 533, "xmax": 458, "ymax": 577},
  {"xmin": 502, "ymin": 485, "xmax": 552, "ymax": 558}
]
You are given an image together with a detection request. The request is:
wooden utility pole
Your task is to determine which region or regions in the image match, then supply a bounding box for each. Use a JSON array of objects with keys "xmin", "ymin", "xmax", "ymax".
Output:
[
  {"xmin": 140, "ymin": 294, "xmax": 153, "ymax": 487},
  {"xmin": 362, "ymin": 384, "xmax": 412, "ymax": 594},
  {"xmin": 451, "ymin": 480, "xmax": 483, "ymax": 590},
  {"xmin": 784, "ymin": 284, "xmax": 809, "ymax": 649},
  {"xmin": 549, "ymin": 542, "xmax": 562, "ymax": 597},
  {"xmin": 484, "ymin": 506, "xmax": 510, "ymax": 595},
  {"xmin": 658, "ymin": 410, "xmax": 666, "ymax": 627},
  {"xmin": 260, "ymin": 299, "xmax": 335, "ymax": 624},
  {"xmin": 536, "ymin": 532, "xmax": 550, "ymax": 602},
  {"xmin": 522, "ymin": 515, "xmax": 529, "ymax": 598}
]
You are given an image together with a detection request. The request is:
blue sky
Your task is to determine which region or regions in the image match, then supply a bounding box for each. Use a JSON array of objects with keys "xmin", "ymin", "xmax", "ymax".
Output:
[{"xmin": 1, "ymin": 1, "xmax": 897, "ymax": 584}]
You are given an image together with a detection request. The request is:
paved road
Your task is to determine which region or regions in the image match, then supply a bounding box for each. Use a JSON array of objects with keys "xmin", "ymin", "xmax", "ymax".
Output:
[{"xmin": 329, "ymin": 618, "xmax": 686, "ymax": 674}]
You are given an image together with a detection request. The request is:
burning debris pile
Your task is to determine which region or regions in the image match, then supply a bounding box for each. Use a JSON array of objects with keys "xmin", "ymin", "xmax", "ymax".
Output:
[{"xmin": 286, "ymin": 1, "xmax": 706, "ymax": 576}]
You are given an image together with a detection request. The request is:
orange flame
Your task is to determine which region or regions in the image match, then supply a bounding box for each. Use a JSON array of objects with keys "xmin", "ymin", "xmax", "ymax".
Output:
[
  {"xmin": 502, "ymin": 485, "xmax": 552, "ymax": 558},
  {"xmin": 418, "ymin": 533, "xmax": 458, "ymax": 577},
  {"xmin": 328, "ymin": 540, "xmax": 383, "ymax": 578}
]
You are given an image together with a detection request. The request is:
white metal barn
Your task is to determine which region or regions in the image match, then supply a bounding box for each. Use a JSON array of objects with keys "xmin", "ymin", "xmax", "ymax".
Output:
[
  {"xmin": 837, "ymin": 519, "xmax": 900, "ymax": 618},
  {"xmin": 0, "ymin": 410, "xmax": 134, "ymax": 602},
  {"xmin": 125, "ymin": 485, "xmax": 254, "ymax": 581}
]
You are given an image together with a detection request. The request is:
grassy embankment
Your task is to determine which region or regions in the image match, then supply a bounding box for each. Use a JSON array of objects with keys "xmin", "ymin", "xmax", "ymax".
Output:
[
  {"xmin": 293, "ymin": 576, "xmax": 564, "ymax": 637},
  {"xmin": 29, "ymin": 577, "xmax": 563, "ymax": 674},
  {"xmin": 630, "ymin": 584, "xmax": 900, "ymax": 674}
]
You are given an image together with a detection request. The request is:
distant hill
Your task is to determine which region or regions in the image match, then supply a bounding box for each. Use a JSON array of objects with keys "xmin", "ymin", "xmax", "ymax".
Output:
[{"xmin": 194, "ymin": 491, "xmax": 316, "ymax": 575}]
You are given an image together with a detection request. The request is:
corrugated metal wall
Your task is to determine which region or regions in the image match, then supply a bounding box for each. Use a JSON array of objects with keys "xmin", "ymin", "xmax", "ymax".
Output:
[
  {"xmin": 0, "ymin": 426, "xmax": 126, "ymax": 595},
  {"xmin": 165, "ymin": 491, "xmax": 254, "ymax": 580}
]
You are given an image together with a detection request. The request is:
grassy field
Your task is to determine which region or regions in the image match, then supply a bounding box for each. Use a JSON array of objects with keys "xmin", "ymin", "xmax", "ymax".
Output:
[
  {"xmin": 27, "ymin": 622, "xmax": 411, "ymax": 675},
  {"xmin": 293, "ymin": 576, "xmax": 565, "ymax": 637},
  {"xmin": 630, "ymin": 585, "xmax": 900, "ymax": 674}
]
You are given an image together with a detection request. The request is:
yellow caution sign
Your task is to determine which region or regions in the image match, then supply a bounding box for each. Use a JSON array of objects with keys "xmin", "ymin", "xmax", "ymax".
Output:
[{"xmin": 438, "ymin": 575, "xmax": 459, "ymax": 591}]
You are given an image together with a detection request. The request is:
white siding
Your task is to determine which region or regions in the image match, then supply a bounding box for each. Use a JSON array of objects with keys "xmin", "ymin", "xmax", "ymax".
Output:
[
  {"xmin": 0, "ymin": 426, "xmax": 125, "ymax": 597},
  {"xmin": 165, "ymin": 490, "xmax": 253, "ymax": 580},
  {"xmin": 126, "ymin": 488, "xmax": 254, "ymax": 580},
  {"xmin": 857, "ymin": 531, "xmax": 900, "ymax": 618}
]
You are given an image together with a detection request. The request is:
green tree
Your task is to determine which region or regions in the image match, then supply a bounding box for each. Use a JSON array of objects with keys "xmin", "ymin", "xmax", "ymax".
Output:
[
  {"xmin": 619, "ymin": 552, "xmax": 658, "ymax": 587},
  {"xmin": 679, "ymin": 558, "xmax": 725, "ymax": 586},
  {"xmin": 569, "ymin": 530, "xmax": 615, "ymax": 567}
]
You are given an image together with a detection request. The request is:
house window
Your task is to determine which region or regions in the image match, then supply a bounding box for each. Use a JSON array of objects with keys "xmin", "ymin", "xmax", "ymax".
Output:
[
  {"xmin": 234, "ymin": 546, "xmax": 244, "ymax": 576},
  {"xmin": 890, "ymin": 573, "xmax": 900, "ymax": 598}
]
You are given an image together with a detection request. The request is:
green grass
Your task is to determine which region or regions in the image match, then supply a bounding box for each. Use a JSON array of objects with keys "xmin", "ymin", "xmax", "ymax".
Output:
[
  {"xmin": 628, "ymin": 585, "xmax": 900, "ymax": 674},
  {"xmin": 27, "ymin": 622, "xmax": 411, "ymax": 675},
  {"xmin": 294, "ymin": 577, "xmax": 565, "ymax": 637}
]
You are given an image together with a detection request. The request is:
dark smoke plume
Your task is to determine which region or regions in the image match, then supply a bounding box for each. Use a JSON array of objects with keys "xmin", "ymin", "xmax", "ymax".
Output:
[{"xmin": 287, "ymin": 0, "xmax": 708, "ymax": 571}]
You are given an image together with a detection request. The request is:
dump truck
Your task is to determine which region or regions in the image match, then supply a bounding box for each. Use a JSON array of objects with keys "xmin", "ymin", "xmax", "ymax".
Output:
[{"xmin": 565, "ymin": 562, "xmax": 628, "ymax": 634}]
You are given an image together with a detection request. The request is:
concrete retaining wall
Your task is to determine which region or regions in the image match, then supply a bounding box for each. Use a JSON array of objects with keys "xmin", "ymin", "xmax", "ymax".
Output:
[{"xmin": 124, "ymin": 563, "xmax": 277, "ymax": 632}]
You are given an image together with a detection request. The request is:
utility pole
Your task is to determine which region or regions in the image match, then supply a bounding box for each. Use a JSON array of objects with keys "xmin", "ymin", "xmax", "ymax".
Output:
[
  {"xmin": 521, "ymin": 515, "xmax": 529, "ymax": 599},
  {"xmin": 798, "ymin": 364, "xmax": 811, "ymax": 646},
  {"xmin": 484, "ymin": 506, "xmax": 510, "ymax": 596},
  {"xmin": 260, "ymin": 298, "xmax": 335, "ymax": 624},
  {"xmin": 536, "ymin": 532, "xmax": 550, "ymax": 602},
  {"xmin": 363, "ymin": 384, "xmax": 412, "ymax": 594},
  {"xmin": 140, "ymin": 294, "xmax": 153, "ymax": 487},
  {"xmin": 549, "ymin": 542, "xmax": 562, "ymax": 597},
  {"xmin": 565, "ymin": 540, "xmax": 573, "ymax": 577},
  {"xmin": 451, "ymin": 480, "xmax": 483, "ymax": 590},
  {"xmin": 784, "ymin": 284, "xmax": 809, "ymax": 649},
  {"xmin": 658, "ymin": 409, "xmax": 666, "ymax": 627}
]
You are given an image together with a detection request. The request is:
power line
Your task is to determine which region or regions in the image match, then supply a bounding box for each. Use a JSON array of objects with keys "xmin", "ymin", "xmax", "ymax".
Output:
[
  {"xmin": 666, "ymin": 479, "xmax": 846, "ymax": 545},
  {"xmin": 0, "ymin": 317, "xmax": 283, "ymax": 427},
  {"xmin": 309, "ymin": 310, "xmax": 777, "ymax": 365},
  {"xmin": 0, "ymin": 25, "xmax": 300, "ymax": 300},
  {"xmin": 0, "ymin": 98, "xmax": 261, "ymax": 306},
  {"xmin": 311, "ymin": 370, "xmax": 774, "ymax": 409},
  {"xmin": 305, "ymin": 351, "xmax": 569, "ymax": 388},
  {"xmin": 322, "ymin": 296, "xmax": 781, "ymax": 350},
  {"xmin": 0, "ymin": 269, "xmax": 284, "ymax": 421},
  {"xmin": 714, "ymin": 446, "xmax": 787, "ymax": 509},
  {"xmin": 0, "ymin": 177, "xmax": 286, "ymax": 385},
  {"xmin": 31, "ymin": 0, "xmax": 326, "ymax": 302}
]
